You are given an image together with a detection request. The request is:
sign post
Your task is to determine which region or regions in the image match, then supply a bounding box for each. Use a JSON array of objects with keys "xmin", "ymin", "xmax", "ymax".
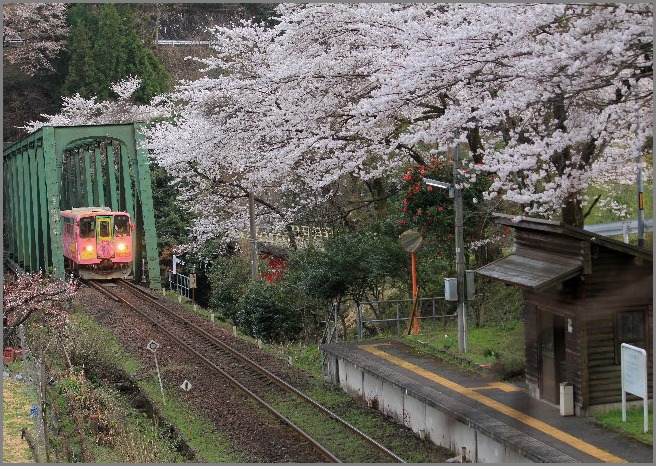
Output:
[
  {"xmin": 621, "ymin": 343, "xmax": 649, "ymax": 433},
  {"xmin": 190, "ymin": 273, "xmax": 197, "ymax": 310},
  {"xmin": 180, "ymin": 380, "xmax": 192, "ymax": 438},
  {"xmin": 147, "ymin": 340, "xmax": 166, "ymax": 405},
  {"xmin": 399, "ymin": 230, "xmax": 423, "ymax": 335}
]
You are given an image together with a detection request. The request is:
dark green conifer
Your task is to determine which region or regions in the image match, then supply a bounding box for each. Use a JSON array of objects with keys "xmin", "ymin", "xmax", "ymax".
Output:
[{"xmin": 63, "ymin": 4, "xmax": 170, "ymax": 103}]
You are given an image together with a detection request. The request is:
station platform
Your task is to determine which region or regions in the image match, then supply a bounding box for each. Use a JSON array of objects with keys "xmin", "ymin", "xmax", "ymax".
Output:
[{"xmin": 321, "ymin": 339, "xmax": 653, "ymax": 463}]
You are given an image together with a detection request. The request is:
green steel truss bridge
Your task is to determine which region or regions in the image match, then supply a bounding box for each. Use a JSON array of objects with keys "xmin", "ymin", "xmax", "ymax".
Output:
[{"xmin": 3, "ymin": 124, "xmax": 161, "ymax": 289}]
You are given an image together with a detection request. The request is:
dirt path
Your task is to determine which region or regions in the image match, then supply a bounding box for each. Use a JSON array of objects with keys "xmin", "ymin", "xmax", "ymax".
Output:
[{"xmin": 2, "ymin": 376, "xmax": 34, "ymax": 463}]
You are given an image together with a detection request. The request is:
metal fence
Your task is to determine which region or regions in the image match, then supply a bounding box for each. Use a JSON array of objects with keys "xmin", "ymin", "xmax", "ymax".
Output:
[{"xmin": 356, "ymin": 296, "xmax": 457, "ymax": 340}]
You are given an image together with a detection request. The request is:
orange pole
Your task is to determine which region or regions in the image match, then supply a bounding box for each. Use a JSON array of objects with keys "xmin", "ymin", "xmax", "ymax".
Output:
[
  {"xmin": 408, "ymin": 251, "xmax": 420, "ymax": 335},
  {"xmin": 411, "ymin": 251, "xmax": 418, "ymax": 298}
]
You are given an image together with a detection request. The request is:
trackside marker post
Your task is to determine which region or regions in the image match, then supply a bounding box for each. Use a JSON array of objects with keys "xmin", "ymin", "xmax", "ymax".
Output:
[
  {"xmin": 147, "ymin": 340, "xmax": 165, "ymax": 405},
  {"xmin": 180, "ymin": 380, "xmax": 192, "ymax": 438}
]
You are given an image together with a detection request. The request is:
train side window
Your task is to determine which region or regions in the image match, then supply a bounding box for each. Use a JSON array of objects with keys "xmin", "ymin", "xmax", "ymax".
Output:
[
  {"xmin": 114, "ymin": 215, "xmax": 129, "ymax": 236},
  {"xmin": 79, "ymin": 218, "xmax": 95, "ymax": 238}
]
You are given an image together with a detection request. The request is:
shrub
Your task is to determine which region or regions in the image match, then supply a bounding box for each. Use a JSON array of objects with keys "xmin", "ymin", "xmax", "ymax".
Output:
[
  {"xmin": 493, "ymin": 355, "xmax": 525, "ymax": 381},
  {"xmin": 208, "ymin": 254, "xmax": 251, "ymax": 322},
  {"xmin": 237, "ymin": 281, "xmax": 303, "ymax": 343}
]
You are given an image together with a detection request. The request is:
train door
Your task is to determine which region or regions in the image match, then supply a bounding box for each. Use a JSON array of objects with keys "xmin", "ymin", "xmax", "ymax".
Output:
[{"xmin": 96, "ymin": 216, "xmax": 114, "ymax": 258}]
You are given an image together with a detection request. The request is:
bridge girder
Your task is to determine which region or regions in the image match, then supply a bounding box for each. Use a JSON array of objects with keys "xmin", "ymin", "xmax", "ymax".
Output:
[{"xmin": 3, "ymin": 124, "xmax": 161, "ymax": 289}]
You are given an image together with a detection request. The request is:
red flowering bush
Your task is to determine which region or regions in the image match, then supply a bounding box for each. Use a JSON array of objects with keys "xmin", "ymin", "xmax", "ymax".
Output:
[{"xmin": 399, "ymin": 155, "xmax": 498, "ymax": 259}]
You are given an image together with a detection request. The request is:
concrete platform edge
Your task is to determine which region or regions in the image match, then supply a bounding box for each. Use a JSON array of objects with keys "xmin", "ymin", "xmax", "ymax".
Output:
[{"xmin": 322, "ymin": 342, "xmax": 578, "ymax": 463}]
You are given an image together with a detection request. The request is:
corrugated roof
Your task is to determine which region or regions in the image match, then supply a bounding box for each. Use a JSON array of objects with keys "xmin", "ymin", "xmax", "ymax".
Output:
[
  {"xmin": 477, "ymin": 213, "xmax": 652, "ymax": 290},
  {"xmin": 477, "ymin": 254, "xmax": 583, "ymax": 291}
]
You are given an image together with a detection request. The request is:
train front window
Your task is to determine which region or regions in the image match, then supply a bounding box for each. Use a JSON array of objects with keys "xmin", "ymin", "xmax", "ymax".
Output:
[
  {"xmin": 79, "ymin": 218, "xmax": 95, "ymax": 238},
  {"xmin": 114, "ymin": 215, "xmax": 129, "ymax": 236},
  {"xmin": 99, "ymin": 218, "xmax": 111, "ymax": 237}
]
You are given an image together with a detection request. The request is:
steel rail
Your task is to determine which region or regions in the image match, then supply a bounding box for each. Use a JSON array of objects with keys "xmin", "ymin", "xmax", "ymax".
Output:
[
  {"xmin": 117, "ymin": 280, "xmax": 405, "ymax": 463},
  {"xmin": 88, "ymin": 280, "xmax": 341, "ymax": 463},
  {"xmin": 80, "ymin": 278, "xmax": 120, "ymax": 302}
]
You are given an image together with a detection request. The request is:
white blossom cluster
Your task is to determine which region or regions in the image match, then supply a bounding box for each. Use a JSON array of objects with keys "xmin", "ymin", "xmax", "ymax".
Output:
[
  {"xmin": 23, "ymin": 77, "xmax": 173, "ymax": 133},
  {"xmin": 3, "ymin": 3, "xmax": 69, "ymax": 75},
  {"xmin": 144, "ymin": 3, "xmax": 651, "ymax": 240},
  {"xmin": 19, "ymin": 4, "xmax": 652, "ymax": 244}
]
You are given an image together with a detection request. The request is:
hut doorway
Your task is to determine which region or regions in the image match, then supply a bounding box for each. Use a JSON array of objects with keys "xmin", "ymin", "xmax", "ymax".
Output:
[{"xmin": 538, "ymin": 310, "xmax": 567, "ymax": 405}]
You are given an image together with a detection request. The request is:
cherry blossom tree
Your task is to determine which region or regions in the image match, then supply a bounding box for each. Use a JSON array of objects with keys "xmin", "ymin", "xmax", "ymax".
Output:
[
  {"xmin": 2, "ymin": 3, "xmax": 69, "ymax": 76},
  {"xmin": 26, "ymin": 4, "xmax": 651, "ymax": 246},
  {"xmin": 3, "ymin": 271, "xmax": 77, "ymax": 340},
  {"xmin": 144, "ymin": 5, "xmax": 411, "ymax": 242},
  {"xmin": 144, "ymin": 2, "xmax": 651, "ymax": 246},
  {"xmin": 347, "ymin": 3, "xmax": 653, "ymax": 227},
  {"xmin": 22, "ymin": 77, "xmax": 173, "ymax": 133}
]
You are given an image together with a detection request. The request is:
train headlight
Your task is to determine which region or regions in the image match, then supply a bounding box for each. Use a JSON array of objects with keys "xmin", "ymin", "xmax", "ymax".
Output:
[
  {"xmin": 117, "ymin": 242, "xmax": 127, "ymax": 252},
  {"xmin": 85, "ymin": 245, "xmax": 94, "ymax": 252}
]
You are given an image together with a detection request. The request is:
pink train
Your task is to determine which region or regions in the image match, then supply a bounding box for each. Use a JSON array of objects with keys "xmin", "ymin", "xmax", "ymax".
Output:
[{"xmin": 61, "ymin": 207, "xmax": 134, "ymax": 280}]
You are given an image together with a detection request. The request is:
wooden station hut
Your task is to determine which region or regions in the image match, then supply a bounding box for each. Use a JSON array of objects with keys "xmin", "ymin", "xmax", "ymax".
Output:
[{"xmin": 477, "ymin": 214, "xmax": 653, "ymax": 415}]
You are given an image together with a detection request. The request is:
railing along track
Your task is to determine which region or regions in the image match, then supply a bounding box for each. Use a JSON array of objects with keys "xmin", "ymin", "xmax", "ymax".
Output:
[{"xmin": 86, "ymin": 279, "xmax": 404, "ymax": 463}]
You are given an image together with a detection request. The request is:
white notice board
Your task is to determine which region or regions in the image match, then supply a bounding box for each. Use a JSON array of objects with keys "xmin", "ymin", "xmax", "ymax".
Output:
[{"xmin": 620, "ymin": 343, "xmax": 649, "ymax": 432}]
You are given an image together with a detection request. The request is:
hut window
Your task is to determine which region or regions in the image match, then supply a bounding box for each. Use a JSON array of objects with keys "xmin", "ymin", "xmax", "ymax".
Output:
[{"xmin": 614, "ymin": 310, "xmax": 647, "ymax": 363}]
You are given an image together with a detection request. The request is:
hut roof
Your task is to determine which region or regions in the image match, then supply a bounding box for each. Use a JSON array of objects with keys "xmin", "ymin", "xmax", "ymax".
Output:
[{"xmin": 477, "ymin": 214, "xmax": 652, "ymax": 290}]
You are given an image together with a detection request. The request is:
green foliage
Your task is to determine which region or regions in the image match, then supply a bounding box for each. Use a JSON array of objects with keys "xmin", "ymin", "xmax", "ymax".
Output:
[
  {"xmin": 236, "ymin": 281, "xmax": 303, "ymax": 342},
  {"xmin": 399, "ymin": 153, "xmax": 496, "ymax": 261},
  {"xmin": 63, "ymin": 4, "xmax": 170, "ymax": 103},
  {"xmin": 286, "ymin": 222, "xmax": 408, "ymax": 305},
  {"xmin": 208, "ymin": 253, "xmax": 251, "ymax": 321},
  {"xmin": 150, "ymin": 162, "xmax": 194, "ymax": 252}
]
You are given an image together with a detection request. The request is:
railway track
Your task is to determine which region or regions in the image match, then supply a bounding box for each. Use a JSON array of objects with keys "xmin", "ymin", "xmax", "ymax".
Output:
[{"xmin": 82, "ymin": 279, "xmax": 405, "ymax": 463}]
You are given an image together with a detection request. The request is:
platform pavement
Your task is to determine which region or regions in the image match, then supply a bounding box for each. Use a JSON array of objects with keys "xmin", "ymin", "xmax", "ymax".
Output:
[{"xmin": 321, "ymin": 339, "xmax": 654, "ymax": 464}]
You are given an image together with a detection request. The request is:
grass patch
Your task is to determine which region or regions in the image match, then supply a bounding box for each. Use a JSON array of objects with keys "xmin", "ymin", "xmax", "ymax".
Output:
[
  {"xmin": 405, "ymin": 320, "xmax": 525, "ymax": 379},
  {"xmin": 138, "ymin": 380, "xmax": 248, "ymax": 463},
  {"xmin": 2, "ymin": 372, "xmax": 37, "ymax": 463},
  {"xmin": 591, "ymin": 405, "xmax": 653, "ymax": 445}
]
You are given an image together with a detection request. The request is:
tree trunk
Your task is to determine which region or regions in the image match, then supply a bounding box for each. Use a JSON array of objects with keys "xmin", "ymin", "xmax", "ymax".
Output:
[
  {"xmin": 561, "ymin": 195, "xmax": 585, "ymax": 228},
  {"xmin": 371, "ymin": 177, "xmax": 387, "ymax": 220}
]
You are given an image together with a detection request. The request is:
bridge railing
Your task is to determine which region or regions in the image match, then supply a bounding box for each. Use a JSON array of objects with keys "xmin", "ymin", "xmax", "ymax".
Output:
[{"xmin": 168, "ymin": 272, "xmax": 191, "ymax": 301}]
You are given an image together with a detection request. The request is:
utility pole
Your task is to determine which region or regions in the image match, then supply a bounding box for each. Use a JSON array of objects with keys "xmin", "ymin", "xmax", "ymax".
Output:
[
  {"xmin": 635, "ymin": 106, "xmax": 645, "ymax": 247},
  {"xmin": 248, "ymin": 191, "xmax": 259, "ymax": 280},
  {"xmin": 453, "ymin": 138, "xmax": 467, "ymax": 352}
]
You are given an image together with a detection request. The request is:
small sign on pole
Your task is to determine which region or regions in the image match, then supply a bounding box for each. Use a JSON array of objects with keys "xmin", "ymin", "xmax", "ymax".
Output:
[
  {"xmin": 146, "ymin": 340, "xmax": 160, "ymax": 353},
  {"xmin": 146, "ymin": 340, "xmax": 166, "ymax": 405},
  {"xmin": 621, "ymin": 343, "xmax": 649, "ymax": 433},
  {"xmin": 180, "ymin": 380, "xmax": 193, "ymax": 438}
]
